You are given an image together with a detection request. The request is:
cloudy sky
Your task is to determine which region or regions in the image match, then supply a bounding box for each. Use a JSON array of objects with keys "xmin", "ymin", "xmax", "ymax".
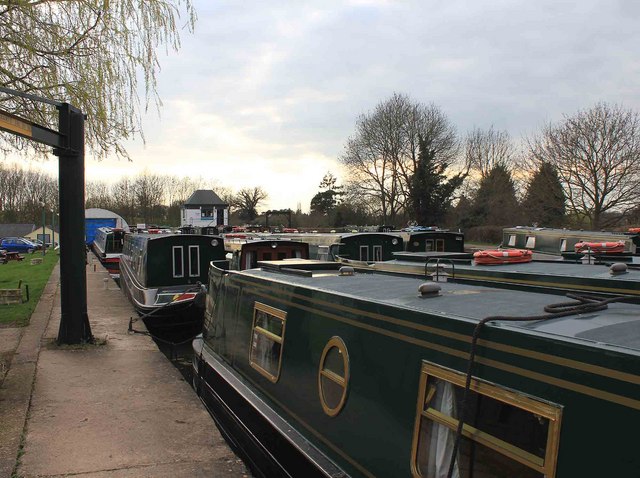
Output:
[{"xmin": 39, "ymin": 0, "xmax": 640, "ymax": 211}]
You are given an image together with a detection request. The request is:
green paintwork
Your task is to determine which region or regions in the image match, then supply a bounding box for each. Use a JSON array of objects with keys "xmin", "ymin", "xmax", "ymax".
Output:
[
  {"xmin": 335, "ymin": 233, "xmax": 404, "ymax": 261},
  {"xmin": 122, "ymin": 233, "xmax": 225, "ymax": 288},
  {"xmin": 201, "ymin": 263, "xmax": 640, "ymax": 478},
  {"xmin": 404, "ymin": 231, "xmax": 465, "ymax": 253}
]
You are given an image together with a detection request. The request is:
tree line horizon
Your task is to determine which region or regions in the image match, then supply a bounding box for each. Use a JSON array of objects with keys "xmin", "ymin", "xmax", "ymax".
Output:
[{"xmin": 2, "ymin": 94, "xmax": 640, "ymax": 243}]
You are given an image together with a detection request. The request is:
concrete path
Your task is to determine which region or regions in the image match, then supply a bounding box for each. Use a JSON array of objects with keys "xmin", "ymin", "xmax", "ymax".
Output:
[{"xmin": 0, "ymin": 260, "xmax": 248, "ymax": 478}]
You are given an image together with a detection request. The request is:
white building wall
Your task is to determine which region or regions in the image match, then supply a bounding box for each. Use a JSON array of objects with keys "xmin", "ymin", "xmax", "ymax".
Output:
[{"xmin": 181, "ymin": 207, "xmax": 229, "ymax": 228}]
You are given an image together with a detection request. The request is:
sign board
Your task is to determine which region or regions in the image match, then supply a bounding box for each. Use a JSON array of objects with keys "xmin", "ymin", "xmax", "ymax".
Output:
[{"xmin": 0, "ymin": 109, "xmax": 32, "ymax": 138}]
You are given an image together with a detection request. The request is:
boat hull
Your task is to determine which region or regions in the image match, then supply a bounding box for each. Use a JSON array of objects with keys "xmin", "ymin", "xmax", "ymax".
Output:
[
  {"xmin": 119, "ymin": 254, "xmax": 205, "ymax": 333},
  {"xmin": 193, "ymin": 337, "xmax": 347, "ymax": 478}
]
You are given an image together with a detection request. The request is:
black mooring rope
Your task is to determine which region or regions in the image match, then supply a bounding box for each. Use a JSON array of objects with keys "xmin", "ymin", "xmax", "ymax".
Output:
[{"xmin": 446, "ymin": 292, "xmax": 636, "ymax": 478}]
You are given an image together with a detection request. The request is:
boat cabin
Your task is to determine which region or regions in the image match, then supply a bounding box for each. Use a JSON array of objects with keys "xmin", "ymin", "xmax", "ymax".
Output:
[
  {"xmin": 331, "ymin": 232, "xmax": 404, "ymax": 261},
  {"xmin": 225, "ymin": 239, "xmax": 309, "ymax": 270},
  {"xmin": 403, "ymin": 230, "xmax": 465, "ymax": 253},
  {"xmin": 194, "ymin": 259, "xmax": 640, "ymax": 477},
  {"xmin": 502, "ymin": 226, "xmax": 637, "ymax": 255}
]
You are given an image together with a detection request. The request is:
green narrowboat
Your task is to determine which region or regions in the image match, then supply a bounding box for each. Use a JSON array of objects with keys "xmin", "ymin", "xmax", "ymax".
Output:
[
  {"xmin": 402, "ymin": 230, "xmax": 465, "ymax": 254},
  {"xmin": 330, "ymin": 232, "xmax": 404, "ymax": 261},
  {"xmin": 192, "ymin": 259, "xmax": 640, "ymax": 477},
  {"xmin": 120, "ymin": 233, "xmax": 226, "ymax": 331},
  {"xmin": 91, "ymin": 227, "xmax": 126, "ymax": 278},
  {"xmin": 501, "ymin": 227, "xmax": 638, "ymax": 256}
]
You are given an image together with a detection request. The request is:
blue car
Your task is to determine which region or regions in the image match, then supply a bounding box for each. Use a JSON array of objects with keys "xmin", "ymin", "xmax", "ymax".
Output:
[{"xmin": 0, "ymin": 237, "xmax": 41, "ymax": 253}]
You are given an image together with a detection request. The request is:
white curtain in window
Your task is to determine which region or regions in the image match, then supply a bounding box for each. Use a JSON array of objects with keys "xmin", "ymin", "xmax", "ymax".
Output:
[{"xmin": 425, "ymin": 380, "xmax": 460, "ymax": 478}]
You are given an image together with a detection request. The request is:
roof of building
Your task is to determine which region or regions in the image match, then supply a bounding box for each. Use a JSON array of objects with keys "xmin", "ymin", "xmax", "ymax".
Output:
[
  {"xmin": 0, "ymin": 223, "xmax": 36, "ymax": 238},
  {"xmin": 184, "ymin": 190, "xmax": 228, "ymax": 207},
  {"xmin": 85, "ymin": 208, "xmax": 129, "ymax": 230}
]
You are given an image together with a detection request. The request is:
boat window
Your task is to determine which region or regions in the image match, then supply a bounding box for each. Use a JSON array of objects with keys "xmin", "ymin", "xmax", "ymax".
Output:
[
  {"xmin": 172, "ymin": 246, "xmax": 184, "ymax": 278},
  {"xmin": 373, "ymin": 245, "xmax": 383, "ymax": 261},
  {"xmin": 189, "ymin": 245, "xmax": 200, "ymax": 277},
  {"xmin": 412, "ymin": 362, "xmax": 562, "ymax": 478},
  {"xmin": 508, "ymin": 234, "xmax": 516, "ymax": 247},
  {"xmin": 245, "ymin": 251, "xmax": 256, "ymax": 269},
  {"xmin": 436, "ymin": 239, "xmax": 445, "ymax": 252},
  {"xmin": 425, "ymin": 240, "xmax": 434, "ymax": 252},
  {"xmin": 249, "ymin": 302, "xmax": 287, "ymax": 383},
  {"xmin": 559, "ymin": 239, "xmax": 567, "ymax": 252},
  {"xmin": 525, "ymin": 236, "xmax": 536, "ymax": 249},
  {"xmin": 318, "ymin": 337, "xmax": 349, "ymax": 417},
  {"xmin": 359, "ymin": 245, "xmax": 369, "ymax": 261},
  {"xmin": 262, "ymin": 252, "xmax": 272, "ymax": 261},
  {"xmin": 277, "ymin": 252, "xmax": 287, "ymax": 260}
]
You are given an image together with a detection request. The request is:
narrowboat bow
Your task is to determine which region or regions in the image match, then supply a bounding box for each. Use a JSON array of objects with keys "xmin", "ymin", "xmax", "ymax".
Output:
[
  {"xmin": 120, "ymin": 233, "xmax": 226, "ymax": 331},
  {"xmin": 91, "ymin": 227, "xmax": 125, "ymax": 278}
]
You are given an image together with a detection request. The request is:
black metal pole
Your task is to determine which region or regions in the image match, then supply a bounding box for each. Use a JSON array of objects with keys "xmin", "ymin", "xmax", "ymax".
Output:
[
  {"xmin": 41, "ymin": 199, "xmax": 46, "ymax": 256},
  {"xmin": 57, "ymin": 103, "xmax": 92, "ymax": 344}
]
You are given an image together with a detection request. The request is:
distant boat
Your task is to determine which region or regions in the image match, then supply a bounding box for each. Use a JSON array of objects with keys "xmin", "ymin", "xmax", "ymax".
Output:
[
  {"xmin": 91, "ymin": 227, "xmax": 125, "ymax": 278},
  {"xmin": 120, "ymin": 233, "xmax": 226, "ymax": 333},
  {"xmin": 192, "ymin": 258, "xmax": 640, "ymax": 477},
  {"xmin": 339, "ymin": 250, "xmax": 640, "ymax": 299},
  {"xmin": 224, "ymin": 238, "xmax": 310, "ymax": 270},
  {"xmin": 263, "ymin": 230, "xmax": 463, "ymax": 261},
  {"xmin": 501, "ymin": 226, "xmax": 639, "ymax": 257}
]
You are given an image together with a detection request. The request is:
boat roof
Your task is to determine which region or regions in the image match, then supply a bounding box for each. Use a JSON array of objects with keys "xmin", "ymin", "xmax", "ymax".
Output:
[
  {"xmin": 504, "ymin": 226, "xmax": 636, "ymax": 237},
  {"xmin": 240, "ymin": 260, "xmax": 640, "ymax": 354},
  {"xmin": 384, "ymin": 257, "xmax": 640, "ymax": 284}
]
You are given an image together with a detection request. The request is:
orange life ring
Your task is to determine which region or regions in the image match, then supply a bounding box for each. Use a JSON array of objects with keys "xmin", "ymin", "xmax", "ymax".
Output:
[
  {"xmin": 574, "ymin": 241, "xmax": 625, "ymax": 254},
  {"xmin": 628, "ymin": 227, "xmax": 640, "ymax": 234},
  {"xmin": 473, "ymin": 249, "xmax": 533, "ymax": 265}
]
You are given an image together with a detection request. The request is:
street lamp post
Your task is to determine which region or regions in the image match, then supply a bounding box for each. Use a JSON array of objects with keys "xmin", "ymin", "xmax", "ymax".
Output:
[
  {"xmin": 52, "ymin": 210, "xmax": 56, "ymax": 250},
  {"xmin": 40, "ymin": 197, "xmax": 46, "ymax": 256}
]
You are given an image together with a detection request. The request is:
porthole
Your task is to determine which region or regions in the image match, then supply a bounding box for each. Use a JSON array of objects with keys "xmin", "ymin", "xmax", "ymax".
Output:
[
  {"xmin": 318, "ymin": 337, "xmax": 349, "ymax": 417},
  {"xmin": 211, "ymin": 239, "xmax": 219, "ymax": 247}
]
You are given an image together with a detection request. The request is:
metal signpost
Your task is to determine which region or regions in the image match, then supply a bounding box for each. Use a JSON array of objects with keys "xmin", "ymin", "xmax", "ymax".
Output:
[{"xmin": 0, "ymin": 87, "xmax": 92, "ymax": 344}]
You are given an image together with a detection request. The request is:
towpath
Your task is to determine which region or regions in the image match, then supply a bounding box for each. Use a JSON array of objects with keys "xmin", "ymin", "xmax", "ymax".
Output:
[{"xmin": 0, "ymin": 259, "xmax": 249, "ymax": 477}]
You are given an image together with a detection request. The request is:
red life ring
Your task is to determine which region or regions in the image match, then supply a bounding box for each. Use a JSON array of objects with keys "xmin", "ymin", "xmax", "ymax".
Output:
[
  {"xmin": 473, "ymin": 249, "xmax": 533, "ymax": 265},
  {"xmin": 574, "ymin": 241, "xmax": 625, "ymax": 254},
  {"xmin": 628, "ymin": 227, "xmax": 640, "ymax": 234}
]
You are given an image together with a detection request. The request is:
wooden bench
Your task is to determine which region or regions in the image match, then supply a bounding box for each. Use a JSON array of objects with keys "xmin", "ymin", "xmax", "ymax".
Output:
[{"xmin": 0, "ymin": 289, "xmax": 22, "ymax": 305}]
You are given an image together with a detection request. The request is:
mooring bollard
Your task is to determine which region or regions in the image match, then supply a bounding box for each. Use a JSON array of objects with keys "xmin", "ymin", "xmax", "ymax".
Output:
[{"xmin": 103, "ymin": 278, "xmax": 109, "ymax": 290}]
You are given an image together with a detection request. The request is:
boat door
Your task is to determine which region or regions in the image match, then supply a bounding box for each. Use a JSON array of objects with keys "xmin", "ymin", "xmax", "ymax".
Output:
[
  {"xmin": 373, "ymin": 245, "xmax": 382, "ymax": 261},
  {"xmin": 359, "ymin": 245, "xmax": 369, "ymax": 261}
]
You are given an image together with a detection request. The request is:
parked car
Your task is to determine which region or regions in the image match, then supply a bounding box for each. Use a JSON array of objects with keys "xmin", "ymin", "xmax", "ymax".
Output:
[
  {"xmin": 0, "ymin": 237, "xmax": 41, "ymax": 253},
  {"xmin": 31, "ymin": 238, "xmax": 57, "ymax": 249}
]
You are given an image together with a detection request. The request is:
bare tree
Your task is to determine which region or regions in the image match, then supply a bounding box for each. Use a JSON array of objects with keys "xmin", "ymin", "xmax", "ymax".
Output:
[
  {"xmin": 86, "ymin": 181, "xmax": 113, "ymax": 210},
  {"xmin": 0, "ymin": 1, "xmax": 195, "ymax": 158},
  {"xmin": 111, "ymin": 177, "xmax": 136, "ymax": 224},
  {"xmin": 0, "ymin": 162, "xmax": 57, "ymax": 222},
  {"xmin": 464, "ymin": 126, "xmax": 516, "ymax": 193},
  {"xmin": 340, "ymin": 93, "xmax": 458, "ymax": 223},
  {"xmin": 528, "ymin": 103, "xmax": 640, "ymax": 228},
  {"xmin": 132, "ymin": 171, "xmax": 165, "ymax": 224},
  {"xmin": 232, "ymin": 187, "xmax": 268, "ymax": 222}
]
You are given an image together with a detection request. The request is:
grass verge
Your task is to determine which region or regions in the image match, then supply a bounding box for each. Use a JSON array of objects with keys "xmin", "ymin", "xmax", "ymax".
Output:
[{"xmin": 0, "ymin": 251, "xmax": 59, "ymax": 327}]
